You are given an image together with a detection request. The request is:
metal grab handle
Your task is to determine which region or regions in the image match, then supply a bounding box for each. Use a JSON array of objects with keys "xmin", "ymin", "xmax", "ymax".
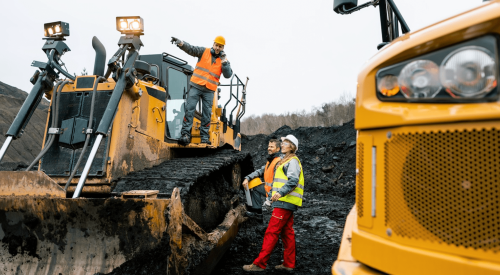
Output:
[
  {"xmin": 128, "ymin": 105, "xmax": 140, "ymax": 128},
  {"xmin": 152, "ymin": 107, "xmax": 164, "ymax": 123}
]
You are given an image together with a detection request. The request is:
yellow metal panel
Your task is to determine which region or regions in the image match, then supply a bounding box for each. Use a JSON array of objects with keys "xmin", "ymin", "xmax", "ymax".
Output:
[
  {"xmin": 352, "ymin": 229, "xmax": 500, "ymax": 275},
  {"xmin": 356, "ymin": 134, "xmax": 373, "ymax": 229},
  {"xmin": 355, "ymin": 2, "xmax": 500, "ymax": 130}
]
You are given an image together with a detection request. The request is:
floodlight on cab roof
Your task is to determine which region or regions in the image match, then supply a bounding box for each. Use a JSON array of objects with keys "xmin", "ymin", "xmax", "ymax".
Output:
[{"xmin": 116, "ymin": 16, "xmax": 144, "ymax": 35}]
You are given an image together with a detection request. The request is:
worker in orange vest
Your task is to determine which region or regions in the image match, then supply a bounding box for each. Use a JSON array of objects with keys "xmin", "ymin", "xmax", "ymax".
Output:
[
  {"xmin": 242, "ymin": 139, "xmax": 282, "ymax": 221},
  {"xmin": 170, "ymin": 36, "xmax": 233, "ymax": 145}
]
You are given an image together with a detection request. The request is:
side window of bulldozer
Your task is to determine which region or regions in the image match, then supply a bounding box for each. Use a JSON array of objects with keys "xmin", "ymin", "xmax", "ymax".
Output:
[{"xmin": 166, "ymin": 68, "xmax": 188, "ymax": 139}]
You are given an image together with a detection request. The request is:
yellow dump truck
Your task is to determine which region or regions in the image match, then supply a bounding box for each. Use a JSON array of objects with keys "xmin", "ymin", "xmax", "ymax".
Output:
[{"xmin": 332, "ymin": 0, "xmax": 500, "ymax": 274}]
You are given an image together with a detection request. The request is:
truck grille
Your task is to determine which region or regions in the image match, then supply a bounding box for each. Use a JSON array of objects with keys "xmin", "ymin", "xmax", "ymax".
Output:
[{"xmin": 385, "ymin": 127, "xmax": 500, "ymax": 252}]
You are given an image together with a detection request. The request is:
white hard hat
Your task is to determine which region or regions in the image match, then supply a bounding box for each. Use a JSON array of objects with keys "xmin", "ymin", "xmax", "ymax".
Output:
[{"xmin": 281, "ymin": 135, "xmax": 299, "ymax": 152}]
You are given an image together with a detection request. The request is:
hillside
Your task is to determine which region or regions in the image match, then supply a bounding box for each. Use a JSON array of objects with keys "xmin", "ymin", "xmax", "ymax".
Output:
[{"xmin": 0, "ymin": 81, "xmax": 49, "ymax": 166}]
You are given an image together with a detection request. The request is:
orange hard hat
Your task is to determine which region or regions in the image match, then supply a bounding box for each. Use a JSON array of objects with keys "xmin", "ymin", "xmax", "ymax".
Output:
[
  {"xmin": 214, "ymin": 36, "xmax": 226, "ymax": 45},
  {"xmin": 248, "ymin": 178, "xmax": 263, "ymax": 189}
]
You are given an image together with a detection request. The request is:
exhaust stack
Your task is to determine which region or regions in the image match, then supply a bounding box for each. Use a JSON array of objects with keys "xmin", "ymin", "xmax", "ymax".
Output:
[{"xmin": 92, "ymin": 36, "xmax": 106, "ymax": 77}]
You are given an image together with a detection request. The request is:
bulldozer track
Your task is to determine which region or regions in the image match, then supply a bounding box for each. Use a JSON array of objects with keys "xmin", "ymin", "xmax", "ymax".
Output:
[{"xmin": 113, "ymin": 148, "xmax": 252, "ymax": 197}]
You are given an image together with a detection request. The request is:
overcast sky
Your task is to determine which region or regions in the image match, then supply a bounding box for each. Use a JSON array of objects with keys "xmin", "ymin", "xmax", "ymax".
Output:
[{"xmin": 0, "ymin": 0, "xmax": 482, "ymax": 117}]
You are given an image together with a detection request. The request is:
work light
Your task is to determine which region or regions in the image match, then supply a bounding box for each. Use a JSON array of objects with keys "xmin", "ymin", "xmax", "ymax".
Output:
[
  {"xmin": 44, "ymin": 21, "xmax": 70, "ymax": 38},
  {"xmin": 116, "ymin": 16, "xmax": 144, "ymax": 35}
]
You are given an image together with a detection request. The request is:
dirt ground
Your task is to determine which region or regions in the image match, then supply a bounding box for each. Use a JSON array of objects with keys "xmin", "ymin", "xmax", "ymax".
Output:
[{"xmin": 213, "ymin": 120, "xmax": 356, "ymax": 274}]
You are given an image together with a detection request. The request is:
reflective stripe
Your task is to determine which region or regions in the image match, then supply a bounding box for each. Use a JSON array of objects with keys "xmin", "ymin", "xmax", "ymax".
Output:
[
  {"xmin": 272, "ymin": 186, "xmax": 303, "ymax": 193},
  {"xmin": 298, "ymin": 183, "xmax": 304, "ymax": 189},
  {"xmin": 273, "ymin": 178, "xmax": 287, "ymax": 184},
  {"xmin": 289, "ymin": 191, "xmax": 303, "ymax": 199},
  {"xmin": 192, "ymin": 73, "xmax": 219, "ymax": 86},
  {"xmin": 195, "ymin": 66, "xmax": 220, "ymax": 80},
  {"xmin": 265, "ymin": 182, "xmax": 273, "ymax": 187}
]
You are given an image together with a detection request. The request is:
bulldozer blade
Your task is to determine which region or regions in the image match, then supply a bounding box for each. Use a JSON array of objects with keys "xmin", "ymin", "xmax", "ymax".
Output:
[
  {"xmin": 0, "ymin": 188, "xmax": 245, "ymax": 275},
  {"xmin": 0, "ymin": 171, "xmax": 65, "ymax": 198}
]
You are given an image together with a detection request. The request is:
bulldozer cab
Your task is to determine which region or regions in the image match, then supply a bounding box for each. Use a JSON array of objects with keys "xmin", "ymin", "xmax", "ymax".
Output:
[
  {"xmin": 139, "ymin": 53, "xmax": 192, "ymax": 141},
  {"xmin": 138, "ymin": 52, "xmax": 247, "ymax": 145}
]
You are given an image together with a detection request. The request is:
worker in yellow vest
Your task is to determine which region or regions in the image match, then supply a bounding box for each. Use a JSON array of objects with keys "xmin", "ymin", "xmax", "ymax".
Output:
[
  {"xmin": 242, "ymin": 139, "xmax": 282, "ymax": 220},
  {"xmin": 243, "ymin": 135, "xmax": 304, "ymax": 272},
  {"xmin": 170, "ymin": 36, "xmax": 233, "ymax": 145}
]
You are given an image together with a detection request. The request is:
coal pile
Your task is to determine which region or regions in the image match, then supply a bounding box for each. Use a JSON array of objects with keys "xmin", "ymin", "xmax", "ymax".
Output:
[
  {"xmin": 214, "ymin": 120, "xmax": 357, "ymax": 274},
  {"xmin": 0, "ymin": 81, "xmax": 49, "ymax": 166}
]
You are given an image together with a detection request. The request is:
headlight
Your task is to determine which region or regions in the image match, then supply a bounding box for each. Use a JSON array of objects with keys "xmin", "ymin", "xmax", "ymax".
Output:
[
  {"xmin": 399, "ymin": 60, "xmax": 440, "ymax": 98},
  {"xmin": 116, "ymin": 16, "xmax": 144, "ymax": 34},
  {"xmin": 440, "ymin": 46, "xmax": 496, "ymax": 98},
  {"xmin": 376, "ymin": 35, "xmax": 498, "ymax": 102},
  {"xmin": 43, "ymin": 21, "xmax": 70, "ymax": 38}
]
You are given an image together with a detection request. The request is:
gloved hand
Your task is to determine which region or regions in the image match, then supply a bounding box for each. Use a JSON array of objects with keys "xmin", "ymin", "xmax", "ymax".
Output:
[
  {"xmin": 220, "ymin": 51, "xmax": 228, "ymax": 63},
  {"xmin": 170, "ymin": 37, "xmax": 183, "ymax": 46},
  {"xmin": 263, "ymin": 198, "xmax": 272, "ymax": 211},
  {"xmin": 242, "ymin": 178, "xmax": 249, "ymax": 190}
]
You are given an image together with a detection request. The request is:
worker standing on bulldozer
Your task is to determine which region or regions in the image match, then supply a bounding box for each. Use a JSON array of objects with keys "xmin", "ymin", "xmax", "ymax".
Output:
[
  {"xmin": 242, "ymin": 139, "xmax": 282, "ymax": 221},
  {"xmin": 170, "ymin": 36, "xmax": 233, "ymax": 145},
  {"xmin": 243, "ymin": 135, "xmax": 304, "ymax": 272}
]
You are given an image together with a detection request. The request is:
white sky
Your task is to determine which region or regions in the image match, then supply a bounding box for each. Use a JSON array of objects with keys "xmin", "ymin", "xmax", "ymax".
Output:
[{"xmin": 0, "ymin": 0, "xmax": 482, "ymax": 117}]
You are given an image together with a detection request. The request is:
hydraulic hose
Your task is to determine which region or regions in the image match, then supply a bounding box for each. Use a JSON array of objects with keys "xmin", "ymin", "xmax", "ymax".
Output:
[
  {"xmin": 26, "ymin": 80, "xmax": 70, "ymax": 171},
  {"xmin": 64, "ymin": 76, "xmax": 105, "ymax": 191}
]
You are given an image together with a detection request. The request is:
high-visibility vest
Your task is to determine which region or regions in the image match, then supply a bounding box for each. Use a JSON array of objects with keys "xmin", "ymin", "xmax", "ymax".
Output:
[
  {"xmin": 190, "ymin": 48, "xmax": 222, "ymax": 91},
  {"xmin": 263, "ymin": 157, "xmax": 281, "ymax": 196},
  {"xmin": 271, "ymin": 156, "xmax": 304, "ymax": 207}
]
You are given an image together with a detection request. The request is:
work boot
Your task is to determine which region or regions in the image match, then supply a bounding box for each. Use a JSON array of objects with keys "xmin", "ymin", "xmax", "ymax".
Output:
[
  {"xmin": 275, "ymin": 264, "xmax": 294, "ymax": 272},
  {"xmin": 243, "ymin": 264, "xmax": 264, "ymax": 272},
  {"xmin": 244, "ymin": 211, "xmax": 263, "ymax": 221},
  {"xmin": 179, "ymin": 135, "xmax": 190, "ymax": 146}
]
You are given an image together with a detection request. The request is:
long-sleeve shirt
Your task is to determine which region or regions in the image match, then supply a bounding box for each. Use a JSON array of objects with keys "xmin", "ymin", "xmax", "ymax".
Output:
[{"xmin": 178, "ymin": 42, "xmax": 233, "ymax": 93}]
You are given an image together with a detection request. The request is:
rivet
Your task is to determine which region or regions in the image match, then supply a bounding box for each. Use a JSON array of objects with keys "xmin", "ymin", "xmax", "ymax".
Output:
[
  {"xmin": 356, "ymin": 169, "xmax": 359, "ymax": 175},
  {"xmin": 387, "ymin": 131, "xmax": 392, "ymax": 139},
  {"xmin": 386, "ymin": 228, "xmax": 392, "ymax": 237}
]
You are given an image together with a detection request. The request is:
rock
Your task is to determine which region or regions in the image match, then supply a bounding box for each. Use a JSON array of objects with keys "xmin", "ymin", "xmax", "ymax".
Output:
[
  {"xmin": 321, "ymin": 164, "xmax": 335, "ymax": 173},
  {"xmin": 349, "ymin": 141, "xmax": 356, "ymax": 147},
  {"xmin": 316, "ymin": 147, "xmax": 326, "ymax": 155},
  {"xmin": 307, "ymin": 216, "xmax": 338, "ymax": 230},
  {"xmin": 311, "ymin": 178, "xmax": 321, "ymax": 185},
  {"xmin": 312, "ymin": 156, "xmax": 320, "ymax": 164},
  {"xmin": 333, "ymin": 142, "xmax": 346, "ymax": 151}
]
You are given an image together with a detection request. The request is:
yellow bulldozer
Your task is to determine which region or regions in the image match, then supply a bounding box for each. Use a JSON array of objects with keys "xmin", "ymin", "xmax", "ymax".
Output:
[
  {"xmin": 332, "ymin": 0, "xmax": 500, "ymax": 274},
  {"xmin": 0, "ymin": 17, "xmax": 252, "ymax": 274}
]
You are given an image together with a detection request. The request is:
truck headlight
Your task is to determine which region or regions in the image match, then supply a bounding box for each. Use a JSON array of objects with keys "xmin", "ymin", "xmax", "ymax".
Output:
[
  {"xmin": 399, "ymin": 60, "xmax": 440, "ymax": 98},
  {"xmin": 440, "ymin": 46, "xmax": 496, "ymax": 98},
  {"xmin": 376, "ymin": 35, "xmax": 498, "ymax": 102}
]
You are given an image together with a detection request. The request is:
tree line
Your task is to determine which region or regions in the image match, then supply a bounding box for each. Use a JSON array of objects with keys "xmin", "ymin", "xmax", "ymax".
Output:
[{"xmin": 240, "ymin": 93, "xmax": 355, "ymax": 135}]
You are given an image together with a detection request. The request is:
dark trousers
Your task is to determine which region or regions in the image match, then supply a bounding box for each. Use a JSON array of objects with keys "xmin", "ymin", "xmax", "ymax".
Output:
[
  {"xmin": 181, "ymin": 86, "xmax": 214, "ymax": 141},
  {"xmin": 249, "ymin": 184, "xmax": 266, "ymax": 211},
  {"xmin": 253, "ymin": 207, "xmax": 296, "ymax": 269}
]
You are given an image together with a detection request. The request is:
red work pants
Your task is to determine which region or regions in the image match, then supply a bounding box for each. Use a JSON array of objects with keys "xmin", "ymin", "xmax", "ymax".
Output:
[{"xmin": 253, "ymin": 207, "xmax": 296, "ymax": 269}]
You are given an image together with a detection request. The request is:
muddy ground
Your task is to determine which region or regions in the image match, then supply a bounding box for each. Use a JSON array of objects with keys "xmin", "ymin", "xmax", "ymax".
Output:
[{"xmin": 213, "ymin": 121, "xmax": 356, "ymax": 274}]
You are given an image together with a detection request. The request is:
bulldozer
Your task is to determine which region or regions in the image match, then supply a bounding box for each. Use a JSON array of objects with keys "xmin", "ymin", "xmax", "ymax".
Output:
[
  {"xmin": 0, "ymin": 17, "xmax": 253, "ymax": 275},
  {"xmin": 332, "ymin": 0, "xmax": 500, "ymax": 274}
]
